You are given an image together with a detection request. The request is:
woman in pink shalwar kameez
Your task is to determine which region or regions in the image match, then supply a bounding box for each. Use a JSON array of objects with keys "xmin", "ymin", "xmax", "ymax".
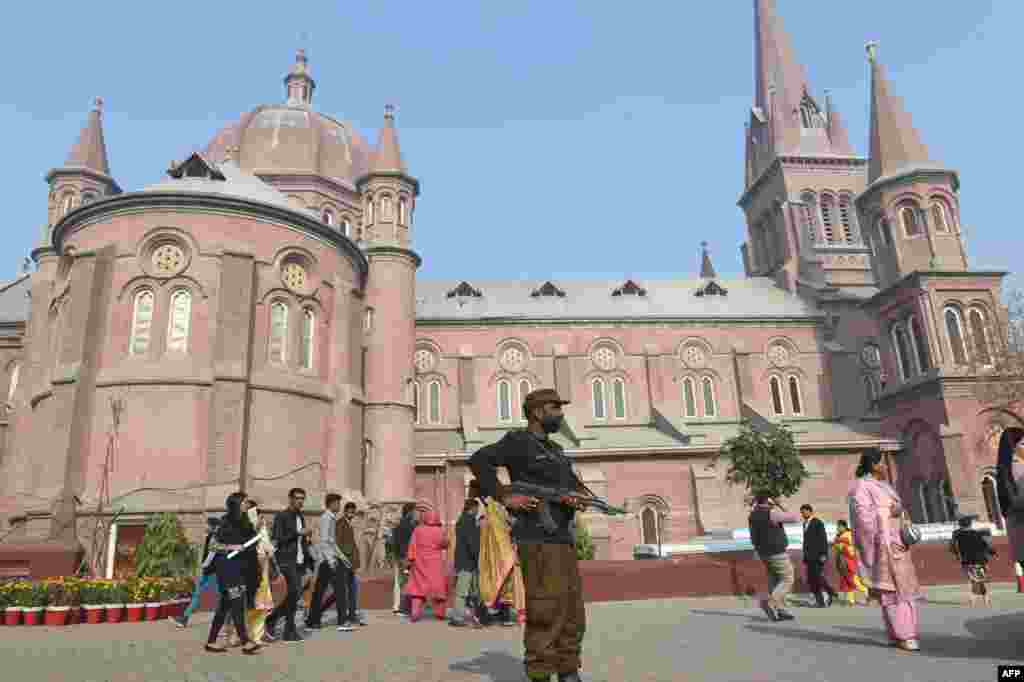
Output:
[
  {"xmin": 404, "ymin": 511, "xmax": 450, "ymax": 622},
  {"xmin": 849, "ymin": 449, "xmax": 923, "ymax": 652}
]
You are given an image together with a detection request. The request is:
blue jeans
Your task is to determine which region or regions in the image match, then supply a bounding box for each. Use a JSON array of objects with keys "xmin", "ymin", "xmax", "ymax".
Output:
[{"xmin": 182, "ymin": 573, "xmax": 219, "ymax": 623}]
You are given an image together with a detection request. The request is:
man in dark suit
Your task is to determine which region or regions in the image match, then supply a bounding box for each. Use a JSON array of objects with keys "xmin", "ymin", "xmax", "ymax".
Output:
[
  {"xmin": 800, "ymin": 504, "xmax": 837, "ymax": 607},
  {"xmin": 265, "ymin": 487, "xmax": 314, "ymax": 641}
]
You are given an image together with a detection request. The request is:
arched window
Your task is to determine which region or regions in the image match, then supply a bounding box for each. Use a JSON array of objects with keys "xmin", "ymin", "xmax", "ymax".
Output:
[
  {"xmin": 641, "ymin": 507, "xmax": 660, "ymax": 546},
  {"xmin": 682, "ymin": 378, "xmax": 696, "ymax": 418},
  {"xmin": 701, "ymin": 377, "xmax": 717, "ymax": 417},
  {"xmin": 497, "ymin": 380, "xmax": 512, "ymax": 422},
  {"xmin": 381, "ymin": 196, "xmax": 394, "ymax": 221},
  {"xmin": 800, "ymin": 192, "xmax": 819, "ymax": 244},
  {"xmin": 931, "ymin": 201, "xmax": 950, "ymax": 233},
  {"xmin": 166, "ymin": 289, "xmax": 192, "ymax": 353},
  {"xmin": 399, "ymin": 199, "xmax": 408, "ymax": 225},
  {"xmin": 787, "ymin": 375, "xmax": 803, "ymax": 415},
  {"xmin": 592, "ymin": 378, "xmax": 606, "ymax": 420},
  {"xmin": 61, "ymin": 194, "xmax": 75, "ymax": 216},
  {"xmin": 269, "ymin": 301, "xmax": 289, "ymax": 364},
  {"xmin": 838, "ymin": 194, "xmax": 856, "ymax": 243},
  {"xmin": 518, "ymin": 379, "xmax": 532, "ymax": 421},
  {"xmin": 968, "ymin": 308, "xmax": 992, "ymax": 366},
  {"xmin": 820, "ymin": 194, "xmax": 836, "ymax": 243},
  {"xmin": 7, "ymin": 362, "xmax": 19, "ymax": 403},
  {"xmin": 366, "ymin": 198, "xmax": 375, "ymax": 224},
  {"xmin": 944, "ymin": 307, "xmax": 968, "ymax": 365},
  {"xmin": 129, "ymin": 290, "xmax": 155, "ymax": 356},
  {"xmin": 413, "ymin": 380, "xmax": 422, "ymax": 424},
  {"xmin": 342, "ymin": 219, "xmax": 352, "ymax": 238},
  {"xmin": 428, "ymin": 380, "xmax": 441, "ymax": 424},
  {"xmin": 769, "ymin": 376, "xmax": 784, "ymax": 416},
  {"xmin": 909, "ymin": 316, "xmax": 930, "ymax": 374},
  {"xmin": 322, "ymin": 209, "xmax": 335, "ymax": 226},
  {"xmin": 364, "ymin": 307, "xmax": 374, "ymax": 332},
  {"xmin": 300, "ymin": 309, "xmax": 315, "ymax": 370},
  {"xmin": 899, "ymin": 204, "xmax": 921, "ymax": 237},
  {"xmin": 877, "ymin": 216, "xmax": 893, "ymax": 247},
  {"xmin": 612, "ymin": 378, "xmax": 627, "ymax": 419},
  {"xmin": 982, "ymin": 475, "xmax": 1003, "ymax": 530},
  {"xmin": 891, "ymin": 324, "xmax": 912, "ymax": 381}
]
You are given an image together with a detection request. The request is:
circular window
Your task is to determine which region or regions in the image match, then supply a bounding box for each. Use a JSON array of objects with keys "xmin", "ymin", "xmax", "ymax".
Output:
[
  {"xmin": 592, "ymin": 347, "xmax": 617, "ymax": 371},
  {"xmin": 861, "ymin": 344, "xmax": 881, "ymax": 369},
  {"xmin": 414, "ymin": 348, "xmax": 435, "ymax": 374},
  {"xmin": 767, "ymin": 344, "xmax": 790, "ymax": 367},
  {"xmin": 500, "ymin": 347, "xmax": 526, "ymax": 373},
  {"xmin": 151, "ymin": 243, "xmax": 186, "ymax": 276},
  {"xmin": 682, "ymin": 345, "xmax": 706, "ymax": 368},
  {"xmin": 281, "ymin": 262, "xmax": 308, "ymax": 292}
]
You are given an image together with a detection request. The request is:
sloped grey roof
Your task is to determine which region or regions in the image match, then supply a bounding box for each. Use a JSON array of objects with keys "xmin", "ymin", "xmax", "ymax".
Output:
[
  {"xmin": 141, "ymin": 159, "xmax": 297, "ymax": 212},
  {"xmin": 0, "ymin": 275, "xmax": 30, "ymax": 324},
  {"xmin": 416, "ymin": 277, "xmax": 820, "ymax": 321}
]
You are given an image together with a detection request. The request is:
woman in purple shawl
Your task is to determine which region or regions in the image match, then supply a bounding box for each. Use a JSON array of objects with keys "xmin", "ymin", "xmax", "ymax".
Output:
[{"xmin": 849, "ymin": 449, "xmax": 923, "ymax": 652}]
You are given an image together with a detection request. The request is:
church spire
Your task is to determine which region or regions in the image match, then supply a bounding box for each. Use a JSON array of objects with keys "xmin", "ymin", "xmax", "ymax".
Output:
[
  {"xmin": 699, "ymin": 242, "xmax": 717, "ymax": 279},
  {"xmin": 866, "ymin": 42, "xmax": 937, "ymax": 185},
  {"xmin": 284, "ymin": 48, "xmax": 315, "ymax": 106},
  {"xmin": 63, "ymin": 97, "xmax": 112, "ymax": 176},
  {"xmin": 370, "ymin": 104, "xmax": 406, "ymax": 173}
]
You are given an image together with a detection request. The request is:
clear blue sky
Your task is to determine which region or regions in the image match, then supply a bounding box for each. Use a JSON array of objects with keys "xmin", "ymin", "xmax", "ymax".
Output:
[{"xmin": 1, "ymin": 1, "xmax": 1018, "ymax": 294}]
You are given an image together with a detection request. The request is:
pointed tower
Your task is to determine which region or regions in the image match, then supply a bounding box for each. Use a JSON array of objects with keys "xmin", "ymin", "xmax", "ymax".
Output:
[
  {"xmin": 740, "ymin": 0, "xmax": 870, "ymax": 294},
  {"xmin": 44, "ymin": 98, "xmax": 120, "ymax": 242},
  {"xmin": 284, "ymin": 48, "xmax": 315, "ymax": 106},
  {"xmin": 699, "ymin": 242, "xmax": 718, "ymax": 279},
  {"xmin": 856, "ymin": 43, "xmax": 967, "ymax": 289},
  {"xmin": 356, "ymin": 104, "xmax": 421, "ymax": 503}
]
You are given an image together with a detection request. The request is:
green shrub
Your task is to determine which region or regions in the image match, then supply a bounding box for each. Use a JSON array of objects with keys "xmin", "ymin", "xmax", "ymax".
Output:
[
  {"xmin": 575, "ymin": 518, "xmax": 596, "ymax": 561},
  {"xmin": 134, "ymin": 513, "xmax": 198, "ymax": 578},
  {"xmin": 712, "ymin": 421, "xmax": 809, "ymax": 501}
]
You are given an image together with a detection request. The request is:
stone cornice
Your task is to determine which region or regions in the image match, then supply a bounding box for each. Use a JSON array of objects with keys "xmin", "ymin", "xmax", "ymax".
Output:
[
  {"xmin": 857, "ymin": 167, "xmax": 960, "ymax": 200},
  {"xmin": 44, "ymin": 166, "xmax": 122, "ymax": 193},
  {"xmin": 49, "ymin": 192, "xmax": 369, "ymax": 283},
  {"xmin": 255, "ymin": 172, "xmax": 358, "ymax": 196},
  {"xmin": 861, "ymin": 270, "xmax": 1008, "ymax": 310},
  {"xmin": 738, "ymin": 155, "xmax": 867, "ymax": 209},
  {"xmin": 415, "ymin": 316, "xmax": 823, "ymax": 328},
  {"xmin": 364, "ymin": 244, "xmax": 423, "ymax": 268},
  {"xmin": 355, "ymin": 170, "xmax": 421, "ymax": 197}
]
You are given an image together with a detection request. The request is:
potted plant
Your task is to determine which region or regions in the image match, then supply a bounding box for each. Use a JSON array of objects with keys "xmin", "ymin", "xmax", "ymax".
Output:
[
  {"xmin": 65, "ymin": 578, "xmax": 83, "ymax": 625},
  {"xmin": 0, "ymin": 581, "xmax": 13, "ymax": 625},
  {"xmin": 3, "ymin": 581, "xmax": 27, "ymax": 625},
  {"xmin": 124, "ymin": 579, "xmax": 146, "ymax": 622},
  {"xmin": 143, "ymin": 578, "xmax": 163, "ymax": 621},
  {"xmin": 42, "ymin": 579, "xmax": 71, "ymax": 626},
  {"xmin": 172, "ymin": 576, "xmax": 194, "ymax": 618},
  {"xmin": 80, "ymin": 580, "xmax": 106, "ymax": 624},
  {"xmin": 106, "ymin": 581, "xmax": 127, "ymax": 623},
  {"xmin": 22, "ymin": 582, "xmax": 47, "ymax": 626}
]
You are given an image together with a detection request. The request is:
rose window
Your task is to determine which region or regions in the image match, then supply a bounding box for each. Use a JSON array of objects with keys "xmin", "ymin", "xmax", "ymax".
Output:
[
  {"xmin": 592, "ymin": 347, "xmax": 616, "ymax": 371},
  {"xmin": 683, "ymin": 345, "xmax": 706, "ymax": 368},
  {"xmin": 152, "ymin": 244, "xmax": 185, "ymax": 276},
  {"xmin": 500, "ymin": 347, "xmax": 525, "ymax": 372},
  {"xmin": 414, "ymin": 349, "xmax": 435, "ymax": 374},
  {"xmin": 282, "ymin": 262, "xmax": 308, "ymax": 292},
  {"xmin": 767, "ymin": 344, "xmax": 790, "ymax": 366}
]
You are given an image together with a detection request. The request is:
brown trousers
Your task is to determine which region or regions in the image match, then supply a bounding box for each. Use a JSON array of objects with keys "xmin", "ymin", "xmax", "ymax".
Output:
[{"xmin": 518, "ymin": 543, "xmax": 586, "ymax": 677}]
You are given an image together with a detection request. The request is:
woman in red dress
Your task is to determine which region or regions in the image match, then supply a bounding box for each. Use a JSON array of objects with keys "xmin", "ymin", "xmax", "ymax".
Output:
[
  {"xmin": 832, "ymin": 519, "xmax": 869, "ymax": 606},
  {"xmin": 403, "ymin": 511, "xmax": 450, "ymax": 622}
]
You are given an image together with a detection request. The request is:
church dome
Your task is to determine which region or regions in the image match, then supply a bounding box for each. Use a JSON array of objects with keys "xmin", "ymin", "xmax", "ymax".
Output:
[{"xmin": 202, "ymin": 50, "xmax": 372, "ymax": 188}]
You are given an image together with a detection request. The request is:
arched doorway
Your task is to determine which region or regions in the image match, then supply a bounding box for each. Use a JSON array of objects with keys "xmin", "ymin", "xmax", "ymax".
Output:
[
  {"xmin": 641, "ymin": 507, "xmax": 659, "ymax": 546},
  {"xmin": 982, "ymin": 475, "xmax": 1003, "ymax": 529}
]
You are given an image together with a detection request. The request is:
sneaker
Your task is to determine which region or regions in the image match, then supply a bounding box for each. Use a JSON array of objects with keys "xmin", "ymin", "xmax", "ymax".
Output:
[
  {"xmin": 336, "ymin": 623, "xmax": 355, "ymax": 632},
  {"xmin": 281, "ymin": 632, "xmax": 304, "ymax": 643},
  {"xmin": 171, "ymin": 615, "xmax": 188, "ymax": 628},
  {"xmin": 305, "ymin": 623, "xmax": 323, "ymax": 630},
  {"xmin": 776, "ymin": 609, "xmax": 795, "ymax": 621},
  {"xmin": 759, "ymin": 600, "xmax": 779, "ymax": 622},
  {"xmin": 449, "ymin": 620, "xmax": 467, "ymax": 627},
  {"xmin": 260, "ymin": 634, "xmax": 276, "ymax": 645}
]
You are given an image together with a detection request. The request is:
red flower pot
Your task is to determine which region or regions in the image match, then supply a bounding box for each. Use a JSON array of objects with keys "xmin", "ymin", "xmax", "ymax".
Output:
[
  {"xmin": 105, "ymin": 605, "xmax": 124, "ymax": 623},
  {"xmin": 68, "ymin": 606, "xmax": 82, "ymax": 625},
  {"xmin": 125, "ymin": 604, "xmax": 145, "ymax": 622},
  {"xmin": 83, "ymin": 605, "xmax": 105, "ymax": 624},
  {"xmin": 2, "ymin": 608, "xmax": 21, "ymax": 626},
  {"xmin": 44, "ymin": 607, "xmax": 70, "ymax": 626},
  {"xmin": 22, "ymin": 608, "xmax": 43, "ymax": 626},
  {"xmin": 144, "ymin": 603, "xmax": 161, "ymax": 621}
]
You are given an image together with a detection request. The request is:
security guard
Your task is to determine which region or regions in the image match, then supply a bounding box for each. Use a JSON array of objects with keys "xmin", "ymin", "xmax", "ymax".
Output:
[{"xmin": 469, "ymin": 388, "xmax": 588, "ymax": 682}]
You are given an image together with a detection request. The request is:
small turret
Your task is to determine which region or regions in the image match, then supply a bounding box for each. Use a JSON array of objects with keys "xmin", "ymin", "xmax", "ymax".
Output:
[{"xmin": 356, "ymin": 105, "xmax": 419, "ymax": 247}]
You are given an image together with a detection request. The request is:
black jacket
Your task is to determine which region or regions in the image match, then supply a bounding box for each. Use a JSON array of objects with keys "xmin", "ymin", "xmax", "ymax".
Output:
[
  {"xmin": 454, "ymin": 508, "xmax": 481, "ymax": 573},
  {"xmin": 469, "ymin": 430, "xmax": 584, "ymax": 546},
  {"xmin": 952, "ymin": 528, "xmax": 995, "ymax": 565},
  {"xmin": 749, "ymin": 507, "xmax": 788, "ymax": 558},
  {"xmin": 802, "ymin": 517, "xmax": 829, "ymax": 560},
  {"xmin": 271, "ymin": 509, "xmax": 312, "ymax": 567},
  {"xmin": 392, "ymin": 514, "xmax": 417, "ymax": 559}
]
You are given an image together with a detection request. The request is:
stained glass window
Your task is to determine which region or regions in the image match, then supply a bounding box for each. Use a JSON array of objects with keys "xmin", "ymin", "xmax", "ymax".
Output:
[
  {"xmin": 269, "ymin": 301, "xmax": 288, "ymax": 364},
  {"xmin": 166, "ymin": 289, "xmax": 192, "ymax": 353},
  {"xmin": 130, "ymin": 290, "xmax": 155, "ymax": 356}
]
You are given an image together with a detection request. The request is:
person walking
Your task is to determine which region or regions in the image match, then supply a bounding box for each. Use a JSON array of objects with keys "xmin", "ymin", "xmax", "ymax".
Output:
[
  {"xmin": 264, "ymin": 488, "xmax": 314, "ymax": 643},
  {"xmin": 850, "ymin": 449, "xmax": 924, "ymax": 652},
  {"xmin": 450, "ymin": 494, "xmax": 483, "ymax": 628},
  {"xmin": 749, "ymin": 495, "xmax": 800, "ymax": 622},
  {"xmin": 800, "ymin": 504, "xmax": 837, "ymax": 607},
  {"xmin": 390, "ymin": 503, "xmax": 418, "ymax": 615},
  {"xmin": 469, "ymin": 388, "xmax": 589, "ymax": 682},
  {"xmin": 244, "ymin": 501, "xmax": 276, "ymax": 643},
  {"xmin": 404, "ymin": 510, "xmax": 450, "ymax": 622},
  {"xmin": 996, "ymin": 427, "xmax": 1024, "ymax": 580},
  {"xmin": 306, "ymin": 493, "xmax": 355, "ymax": 632},
  {"xmin": 832, "ymin": 520, "xmax": 869, "ymax": 606},
  {"xmin": 335, "ymin": 501, "xmax": 364, "ymax": 628},
  {"xmin": 172, "ymin": 516, "xmax": 221, "ymax": 628},
  {"xmin": 204, "ymin": 492, "xmax": 261, "ymax": 655},
  {"xmin": 950, "ymin": 515, "xmax": 997, "ymax": 607}
]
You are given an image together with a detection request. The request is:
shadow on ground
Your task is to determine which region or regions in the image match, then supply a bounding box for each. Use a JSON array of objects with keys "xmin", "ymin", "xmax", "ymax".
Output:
[{"xmin": 449, "ymin": 650, "xmax": 525, "ymax": 682}]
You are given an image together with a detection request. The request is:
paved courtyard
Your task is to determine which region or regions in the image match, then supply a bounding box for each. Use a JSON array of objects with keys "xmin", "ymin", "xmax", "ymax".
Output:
[{"xmin": 2, "ymin": 584, "xmax": 1022, "ymax": 682}]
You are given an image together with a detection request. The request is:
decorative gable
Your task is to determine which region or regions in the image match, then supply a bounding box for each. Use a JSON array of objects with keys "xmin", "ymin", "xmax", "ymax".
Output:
[
  {"xmin": 695, "ymin": 281, "xmax": 728, "ymax": 297},
  {"xmin": 531, "ymin": 281, "xmax": 566, "ymax": 298},
  {"xmin": 612, "ymin": 280, "xmax": 647, "ymax": 297},
  {"xmin": 446, "ymin": 281, "xmax": 482, "ymax": 299},
  {"xmin": 168, "ymin": 153, "xmax": 226, "ymax": 181}
]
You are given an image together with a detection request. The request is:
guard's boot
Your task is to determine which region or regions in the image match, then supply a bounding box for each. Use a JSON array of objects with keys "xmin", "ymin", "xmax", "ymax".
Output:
[{"xmin": 558, "ymin": 673, "xmax": 583, "ymax": 682}]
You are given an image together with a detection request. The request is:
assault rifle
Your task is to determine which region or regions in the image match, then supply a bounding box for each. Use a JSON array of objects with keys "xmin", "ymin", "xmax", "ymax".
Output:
[{"xmin": 503, "ymin": 482, "xmax": 627, "ymax": 536}]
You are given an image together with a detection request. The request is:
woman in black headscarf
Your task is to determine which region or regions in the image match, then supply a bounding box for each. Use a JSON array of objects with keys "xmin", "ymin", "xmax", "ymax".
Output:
[
  {"xmin": 205, "ymin": 491, "xmax": 261, "ymax": 654},
  {"xmin": 995, "ymin": 427, "xmax": 1024, "ymax": 570}
]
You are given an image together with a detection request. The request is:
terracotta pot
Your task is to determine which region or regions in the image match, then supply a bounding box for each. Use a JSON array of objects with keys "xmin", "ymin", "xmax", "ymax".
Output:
[
  {"xmin": 2, "ymin": 607, "xmax": 21, "ymax": 626},
  {"xmin": 22, "ymin": 607, "xmax": 43, "ymax": 626},
  {"xmin": 105, "ymin": 604, "xmax": 124, "ymax": 623},
  {"xmin": 44, "ymin": 606, "xmax": 70, "ymax": 626},
  {"xmin": 83, "ymin": 605, "xmax": 105, "ymax": 624},
  {"xmin": 144, "ymin": 602, "xmax": 161, "ymax": 621},
  {"xmin": 68, "ymin": 606, "xmax": 82, "ymax": 625},
  {"xmin": 125, "ymin": 603, "xmax": 145, "ymax": 622}
]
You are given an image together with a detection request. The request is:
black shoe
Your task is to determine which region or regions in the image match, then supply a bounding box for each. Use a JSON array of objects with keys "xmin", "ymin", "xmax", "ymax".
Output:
[
  {"xmin": 305, "ymin": 623, "xmax": 323, "ymax": 630},
  {"xmin": 282, "ymin": 632, "xmax": 304, "ymax": 642},
  {"xmin": 172, "ymin": 615, "xmax": 188, "ymax": 628},
  {"xmin": 558, "ymin": 673, "xmax": 583, "ymax": 682},
  {"xmin": 759, "ymin": 600, "xmax": 779, "ymax": 622},
  {"xmin": 776, "ymin": 609, "xmax": 795, "ymax": 621}
]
